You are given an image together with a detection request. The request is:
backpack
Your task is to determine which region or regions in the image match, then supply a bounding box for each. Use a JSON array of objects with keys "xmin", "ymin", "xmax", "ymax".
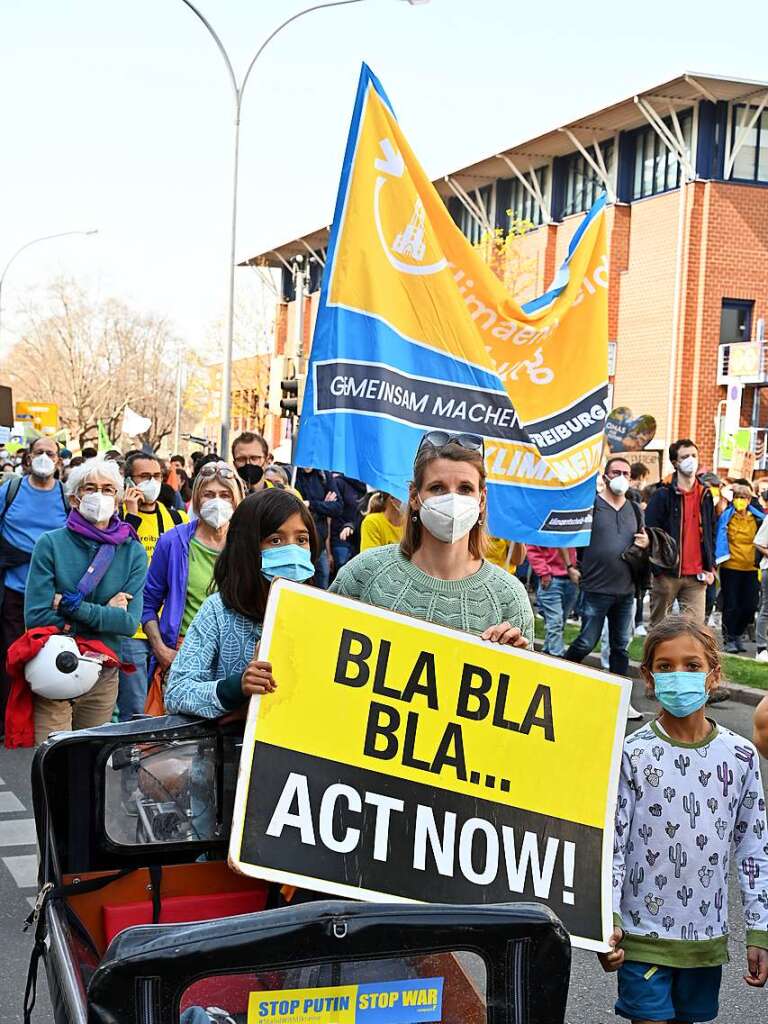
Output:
[{"xmin": 0, "ymin": 475, "xmax": 69, "ymax": 523}]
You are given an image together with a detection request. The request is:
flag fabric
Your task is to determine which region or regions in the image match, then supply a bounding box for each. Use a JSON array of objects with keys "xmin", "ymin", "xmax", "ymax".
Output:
[
  {"xmin": 97, "ymin": 420, "xmax": 111, "ymax": 452},
  {"xmin": 295, "ymin": 64, "xmax": 609, "ymax": 546},
  {"xmin": 122, "ymin": 406, "xmax": 152, "ymax": 437}
]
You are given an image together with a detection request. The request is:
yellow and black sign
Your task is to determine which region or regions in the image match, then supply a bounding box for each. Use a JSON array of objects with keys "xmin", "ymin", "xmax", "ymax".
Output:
[{"xmin": 230, "ymin": 580, "xmax": 630, "ymax": 951}]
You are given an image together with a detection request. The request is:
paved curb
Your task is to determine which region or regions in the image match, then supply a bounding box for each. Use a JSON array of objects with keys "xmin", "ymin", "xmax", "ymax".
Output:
[{"xmin": 533, "ymin": 642, "xmax": 766, "ymax": 709}]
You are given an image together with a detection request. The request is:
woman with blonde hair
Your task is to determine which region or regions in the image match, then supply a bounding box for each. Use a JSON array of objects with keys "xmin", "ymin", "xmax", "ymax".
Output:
[
  {"xmin": 331, "ymin": 431, "xmax": 533, "ymax": 646},
  {"xmin": 360, "ymin": 490, "xmax": 403, "ymax": 551},
  {"xmin": 141, "ymin": 462, "xmax": 243, "ymax": 710}
]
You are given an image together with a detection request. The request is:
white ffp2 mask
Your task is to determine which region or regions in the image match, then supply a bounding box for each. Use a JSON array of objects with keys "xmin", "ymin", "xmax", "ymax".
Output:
[
  {"xmin": 31, "ymin": 454, "xmax": 55, "ymax": 478},
  {"xmin": 136, "ymin": 479, "xmax": 161, "ymax": 504},
  {"xmin": 79, "ymin": 493, "xmax": 115, "ymax": 524},
  {"xmin": 418, "ymin": 493, "xmax": 480, "ymax": 544},
  {"xmin": 608, "ymin": 475, "xmax": 630, "ymax": 496},
  {"xmin": 199, "ymin": 498, "xmax": 233, "ymax": 529}
]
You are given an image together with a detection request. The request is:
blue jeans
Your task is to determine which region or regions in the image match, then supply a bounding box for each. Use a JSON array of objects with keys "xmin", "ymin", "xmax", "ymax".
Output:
[
  {"xmin": 117, "ymin": 637, "xmax": 151, "ymax": 722},
  {"xmin": 331, "ymin": 541, "xmax": 352, "ymax": 573},
  {"xmin": 564, "ymin": 590, "xmax": 635, "ymax": 676},
  {"xmin": 313, "ymin": 549, "xmax": 330, "ymax": 590},
  {"xmin": 536, "ymin": 577, "xmax": 577, "ymax": 656}
]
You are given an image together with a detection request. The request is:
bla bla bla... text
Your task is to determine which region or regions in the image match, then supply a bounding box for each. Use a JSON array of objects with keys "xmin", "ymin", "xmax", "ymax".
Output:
[{"xmin": 334, "ymin": 628, "xmax": 555, "ymax": 780}]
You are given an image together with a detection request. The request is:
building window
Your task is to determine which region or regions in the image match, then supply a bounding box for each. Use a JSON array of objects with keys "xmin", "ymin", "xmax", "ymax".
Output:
[
  {"xmin": 720, "ymin": 299, "xmax": 753, "ymax": 344},
  {"xmin": 454, "ymin": 184, "xmax": 492, "ymax": 244},
  {"xmin": 632, "ymin": 110, "xmax": 693, "ymax": 199},
  {"xmin": 730, "ymin": 104, "xmax": 768, "ymax": 182},
  {"xmin": 502, "ymin": 167, "xmax": 549, "ymax": 227},
  {"xmin": 563, "ymin": 141, "xmax": 614, "ymax": 216}
]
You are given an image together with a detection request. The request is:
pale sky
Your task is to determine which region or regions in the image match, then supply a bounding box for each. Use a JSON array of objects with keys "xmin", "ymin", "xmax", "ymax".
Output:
[{"xmin": 1, "ymin": 0, "xmax": 765, "ymax": 357}]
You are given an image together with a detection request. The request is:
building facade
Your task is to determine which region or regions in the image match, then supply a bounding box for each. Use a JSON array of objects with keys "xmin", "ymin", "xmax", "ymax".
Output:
[{"xmin": 248, "ymin": 74, "xmax": 768, "ymax": 474}]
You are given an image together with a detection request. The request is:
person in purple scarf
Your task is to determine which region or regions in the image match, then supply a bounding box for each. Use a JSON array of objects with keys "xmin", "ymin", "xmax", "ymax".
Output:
[{"xmin": 24, "ymin": 458, "xmax": 147, "ymax": 743}]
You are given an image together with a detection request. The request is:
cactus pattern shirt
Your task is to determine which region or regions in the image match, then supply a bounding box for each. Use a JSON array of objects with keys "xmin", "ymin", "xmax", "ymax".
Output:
[{"xmin": 613, "ymin": 718, "xmax": 768, "ymax": 967}]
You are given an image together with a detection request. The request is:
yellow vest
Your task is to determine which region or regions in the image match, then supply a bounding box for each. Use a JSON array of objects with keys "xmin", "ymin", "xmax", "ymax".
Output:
[{"xmin": 123, "ymin": 503, "xmax": 188, "ymax": 638}]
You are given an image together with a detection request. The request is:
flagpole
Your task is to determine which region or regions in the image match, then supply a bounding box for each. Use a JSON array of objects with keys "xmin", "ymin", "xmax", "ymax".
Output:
[{"xmin": 173, "ymin": 358, "xmax": 183, "ymax": 454}]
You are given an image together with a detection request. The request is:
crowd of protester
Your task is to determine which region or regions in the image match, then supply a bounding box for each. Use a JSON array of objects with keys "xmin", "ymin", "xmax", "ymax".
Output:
[
  {"xmin": 1, "ymin": 427, "xmax": 768, "ymax": 1014},
  {"xmin": 2, "ymin": 430, "xmax": 768, "ymax": 745}
]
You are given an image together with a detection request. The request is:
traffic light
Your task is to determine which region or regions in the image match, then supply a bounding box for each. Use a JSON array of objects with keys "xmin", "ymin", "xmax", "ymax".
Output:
[
  {"xmin": 268, "ymin": 357, "xmax": 305, "ymax": 418},
  {"xmin": 280, "ymin": 375, "xmax": 306, "ymax": 418},
  {"xmin": 280, "ymin": 377, "xmax": 299, "ymax": 416}
]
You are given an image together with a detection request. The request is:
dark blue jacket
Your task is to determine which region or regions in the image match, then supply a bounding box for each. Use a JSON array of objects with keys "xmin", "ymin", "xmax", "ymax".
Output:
[
  {"xmin": 645, "ymin": 480, "xmax": 716, "ymax": 575},
  {"xmin": 295, "ymin": 470, "xmax": 343, "ymax": 545},
  {"xmin": 330, "ymin": 475, "xmax": 367, "ymax": 543}
]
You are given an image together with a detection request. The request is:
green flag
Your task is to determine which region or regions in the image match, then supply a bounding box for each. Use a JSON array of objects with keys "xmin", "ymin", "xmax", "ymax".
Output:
[{"xmin": 97, "ymin": 421, "xmax": 111, "ymax": 452}]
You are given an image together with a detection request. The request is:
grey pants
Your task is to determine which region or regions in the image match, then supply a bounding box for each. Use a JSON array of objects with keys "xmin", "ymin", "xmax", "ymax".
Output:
[{"xmin": 757, "ymin": 572, "xmax": 768, "ymax": 649}]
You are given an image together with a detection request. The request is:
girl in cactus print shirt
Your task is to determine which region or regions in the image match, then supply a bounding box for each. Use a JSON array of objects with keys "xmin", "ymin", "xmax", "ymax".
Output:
[{"xmin": 600, "ymin": 616, "xmax": 768, "ymax": 1024}]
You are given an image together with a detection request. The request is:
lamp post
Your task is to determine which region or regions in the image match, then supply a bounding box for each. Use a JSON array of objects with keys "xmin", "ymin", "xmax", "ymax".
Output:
[
  {"xmin": 179, "ymin": 0, "xmax": 428, "ymax": 457},
  {"xmin": 0, "ymin": 229, "xmax": 98, "ymax": 343}
]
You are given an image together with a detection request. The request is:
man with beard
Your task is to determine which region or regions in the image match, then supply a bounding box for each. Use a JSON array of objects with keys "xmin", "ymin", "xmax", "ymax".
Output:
[{"xmin": 231, "ymin": 431, "xmax": 271, "ymax": 493}]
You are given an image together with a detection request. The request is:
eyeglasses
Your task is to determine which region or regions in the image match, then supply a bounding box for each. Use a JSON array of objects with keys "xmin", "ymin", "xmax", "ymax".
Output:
[
  {"xmin": 81, "ymin": 483, "xmax": 118, "ymax": 496},
  {"xmin": 233, "ymin": 453, "xmax": 266, "ymax": 467},
  {"xmin": 197, "ymin": 461, "xmax": 235, "ymax": 480},
  {"xmin": 417, "ymin": 430, "xmax": 485, "ymax": 456}
]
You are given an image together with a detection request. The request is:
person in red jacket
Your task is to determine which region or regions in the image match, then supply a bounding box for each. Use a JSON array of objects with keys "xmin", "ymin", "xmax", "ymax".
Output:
[{"xmin": 527, "ymin": 544, "xmax": 577, "ymax": 657}]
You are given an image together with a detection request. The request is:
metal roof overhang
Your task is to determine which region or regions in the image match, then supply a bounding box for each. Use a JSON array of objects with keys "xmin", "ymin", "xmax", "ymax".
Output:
[{"xmin": 243, "ymin": 72, "xmax": 768, "ymax": 269}]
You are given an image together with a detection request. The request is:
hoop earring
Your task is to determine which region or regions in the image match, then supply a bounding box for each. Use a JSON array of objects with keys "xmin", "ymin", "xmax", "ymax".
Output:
[{"xmin": 411, "ymin": 513, "xmax": 419, "ymax": 523}]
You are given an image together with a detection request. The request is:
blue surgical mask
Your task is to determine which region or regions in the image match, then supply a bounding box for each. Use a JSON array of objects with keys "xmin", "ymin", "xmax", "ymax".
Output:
[
  {"xmin": 261, "ymin": 544, "xmax": 315, "ymax": 583},
  {"xmin": 653, "ymin": 671, "xmax": 709, "ymax": 718}
]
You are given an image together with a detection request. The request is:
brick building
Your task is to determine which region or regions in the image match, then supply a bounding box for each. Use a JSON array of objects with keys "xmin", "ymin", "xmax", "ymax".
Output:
[{"xmin": 246, "ymin": 73, "xmax": 768, "ymax": 475}]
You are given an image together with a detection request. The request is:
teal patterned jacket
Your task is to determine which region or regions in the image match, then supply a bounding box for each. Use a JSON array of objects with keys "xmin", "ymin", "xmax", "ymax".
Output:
[{"xmin": 165, "ymin": 592, "xmax": 261, "ymax": 718}]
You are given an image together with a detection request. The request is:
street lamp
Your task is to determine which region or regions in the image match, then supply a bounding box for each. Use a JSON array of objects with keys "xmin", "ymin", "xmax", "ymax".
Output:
[
  {"xmin": 179, "ymin": 0, "xmax": 428, "ymax": 457},
  {"xmin": 0, "ymin": 229, "xmax": 99, "ymax": 343}
]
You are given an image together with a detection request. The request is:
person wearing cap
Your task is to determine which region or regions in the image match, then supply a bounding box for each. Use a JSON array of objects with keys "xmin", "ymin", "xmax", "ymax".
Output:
[{"xmin": 331, "ymin": 430, "xmax": 533, "ymax": 646}]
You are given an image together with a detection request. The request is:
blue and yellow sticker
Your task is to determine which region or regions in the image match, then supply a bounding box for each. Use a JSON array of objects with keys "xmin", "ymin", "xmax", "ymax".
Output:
[{"xmin": 248, "ymin": 978, "xmax": 444, "ymax": 1024}]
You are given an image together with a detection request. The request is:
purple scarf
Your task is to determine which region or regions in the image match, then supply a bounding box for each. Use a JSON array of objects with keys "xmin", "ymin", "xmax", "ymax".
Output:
[{"xmin": 66, "ymin": 508, "xmax": 138, "ymax": 545}]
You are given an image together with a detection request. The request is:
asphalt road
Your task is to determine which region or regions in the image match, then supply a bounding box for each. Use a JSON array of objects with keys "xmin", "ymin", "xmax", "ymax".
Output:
[{"xmin": 0, "ymin": 682, "xmax": 766, "ymax": 1023}]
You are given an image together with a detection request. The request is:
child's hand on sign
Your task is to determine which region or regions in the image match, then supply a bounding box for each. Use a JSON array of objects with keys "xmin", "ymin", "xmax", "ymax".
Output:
[
  {"xmin": 481, "ymin": 621, "xmax": 529, "ymax": 648},
  {"xmin": 597, "ymin": 927, "xmax": 624, "ymax": 973},
  {"xmin": 241, "ymin": 658, "xmax": 277, "ymax": 697}
]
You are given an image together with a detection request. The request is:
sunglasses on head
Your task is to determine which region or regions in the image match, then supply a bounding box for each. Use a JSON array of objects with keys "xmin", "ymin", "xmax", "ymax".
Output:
[
  {"xmin": 417, "ymin": 430, "xmax": 485, "ymax": 456},
  {"xmin": 198, "ymin": 461, "xmax": 235, "ymax": 480}
]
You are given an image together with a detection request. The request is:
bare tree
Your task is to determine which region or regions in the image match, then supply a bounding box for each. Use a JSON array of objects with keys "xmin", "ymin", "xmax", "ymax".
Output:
[{"xmin": 1, "ymin": 279, "xmax": 205, "ymax": 450}]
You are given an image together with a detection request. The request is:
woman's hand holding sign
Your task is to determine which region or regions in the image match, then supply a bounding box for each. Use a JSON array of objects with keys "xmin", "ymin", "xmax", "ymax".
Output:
[
  {"xmin": 242, "ymin": 656, "xmax": 277, "ymax": 697},
  {"xmin": 481, "ymin": 622, "xmax": 529, "ymax": 648}
]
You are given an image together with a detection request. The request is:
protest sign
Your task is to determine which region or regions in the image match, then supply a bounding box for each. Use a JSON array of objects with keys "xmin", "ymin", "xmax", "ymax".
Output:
[
  {"xmin": 230, "ymin": 581, "xmax": 630, "ymax": 951},
  {"xmin": 248, "ymin": 980, "xmax": 443, "ymax": 1024},
  {"xmin": 604, "ymin": 407, "xmax": 657, "ymax": 452},
  {"xmin": 621, "ymin": 450, "xmax": 663, "ymax": 485},
  {"xmin": 295, "ymin": 64, "xmax": 608, "ymax": 547},
  {"xmin": 729, "ymin": 445, "xmax": 755, "ymax": 481}
]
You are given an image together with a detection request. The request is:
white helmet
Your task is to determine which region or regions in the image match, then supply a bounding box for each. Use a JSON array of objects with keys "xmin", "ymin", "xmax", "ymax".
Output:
[{"xmin": 25, "ymin": 634, "xmax": 103, "ymax": 700}]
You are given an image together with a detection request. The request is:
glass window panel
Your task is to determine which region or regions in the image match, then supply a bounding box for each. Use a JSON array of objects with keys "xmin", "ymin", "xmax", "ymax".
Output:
[
  {"xmin": 634, "ymin": 134, "xmax": 644, "ymax": 196},
  {"xmin": 642, "ymin": 141, "xmax": 654, "ymax": 196},
  {"xmin": 720, "ymin": 301, "xmax": 753, "ymax": 344},
  {"xmin": 733, "ymin": 123, "xmax": 758, "ymax": 180},
  {"xmin": 666, "ymin": 148, "xmax": 679, "ymax": 191},
  {"xmin": 104, "ymin": 739, "xmax": 234, "ymax": 846},
  {"xmin": 180, "ymin": 950, "xmax": 489, "ymax": 1024},
  {"xmin": 758, "ymin": 112, "xmax": 768, "ymax": 182}
]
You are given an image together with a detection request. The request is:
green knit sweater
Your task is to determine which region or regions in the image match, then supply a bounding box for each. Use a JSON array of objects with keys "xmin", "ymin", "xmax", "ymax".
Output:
[{"xmin": 329, "ymin": 544, "xmax": 534, "ymax": 643}]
